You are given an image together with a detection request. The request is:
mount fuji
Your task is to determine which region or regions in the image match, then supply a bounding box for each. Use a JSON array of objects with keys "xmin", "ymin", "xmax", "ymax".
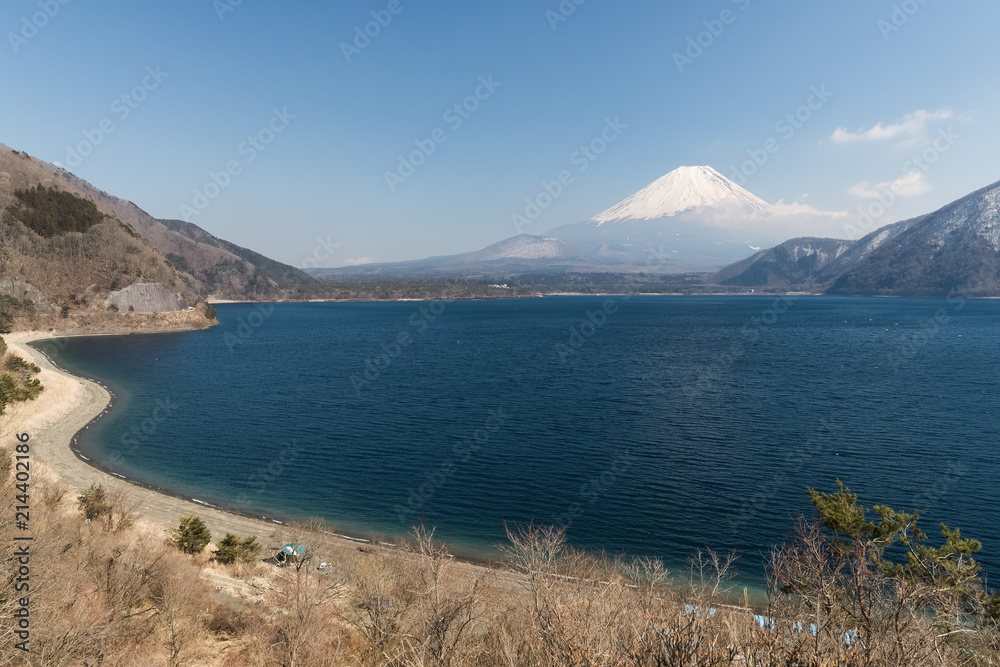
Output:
[
  {"xmin": 311, "ymin": 165, "xmax": 843, "ymax": 278},
  {"xmin": 590, "ymin": 165, "xmax": 768, "ymax": 223},
  {"xmin": 546, "ymin": 165, "xmax": 811, "ymax": 271}
]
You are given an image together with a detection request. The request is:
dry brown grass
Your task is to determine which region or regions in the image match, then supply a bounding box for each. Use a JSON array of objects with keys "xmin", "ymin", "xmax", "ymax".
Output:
[{"xmin": 0, "ymin": 456, "xmax": 996, "ymax": 666}]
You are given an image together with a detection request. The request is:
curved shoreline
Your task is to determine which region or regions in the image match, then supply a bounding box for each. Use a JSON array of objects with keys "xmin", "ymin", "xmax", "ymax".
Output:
[
  {"xmin": 3, "ymin": 327, "xmax": 768, "ymax": 603},
  {"xmin": 4, "ymin": 330, "xmax": 443, "ymax": 557},
  {"xmin": 27, "ymin": 339, "xmax": 303, "ymax": 528}
]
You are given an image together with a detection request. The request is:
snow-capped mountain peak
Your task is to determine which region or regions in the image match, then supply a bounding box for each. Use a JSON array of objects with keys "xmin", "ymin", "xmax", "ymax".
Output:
[{"xmin": 591, "ymin": 165, "xmax": 769, "ymax": 224}]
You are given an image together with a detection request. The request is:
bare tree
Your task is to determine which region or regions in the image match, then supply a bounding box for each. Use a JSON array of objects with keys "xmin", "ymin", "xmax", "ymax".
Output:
[
  {"xmin": 270, "ymin": 551, "xmax": 343, "ymax": 666},
  {"xmin": 342, "ymin": 550, "xmax": 417, "ymax": 663},
  {"xmin": 398, "ymin": 525, "xmax": 490, "ymax": 667},
  {"xmin": 148, "ymin": 551, "xmax": 211, "ymax": 667}
]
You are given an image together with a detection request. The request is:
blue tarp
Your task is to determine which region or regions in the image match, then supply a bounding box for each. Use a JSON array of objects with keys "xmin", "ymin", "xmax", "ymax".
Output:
[{"xmin": 280, "ymin": 543, "xmax": 306, "ymax": 556}]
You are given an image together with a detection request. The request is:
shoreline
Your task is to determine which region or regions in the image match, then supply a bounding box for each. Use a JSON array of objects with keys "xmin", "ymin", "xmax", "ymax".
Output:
[
  {"xmin": 206, "ymin": 292, "xmax": 1000, "ymax": 305},
  {"xmin": 2, "ymin": 325, "xmax": 769, "ymax": 603},
  {"xmin": 4, "ymin": 329, "xmax": 461, "ymax": 562}
]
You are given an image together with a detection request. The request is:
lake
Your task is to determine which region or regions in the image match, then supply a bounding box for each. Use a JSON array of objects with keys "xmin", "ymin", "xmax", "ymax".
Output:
[{"xmin": 43, "ymin": 296, "xmax": 1000, "ymax": 585}]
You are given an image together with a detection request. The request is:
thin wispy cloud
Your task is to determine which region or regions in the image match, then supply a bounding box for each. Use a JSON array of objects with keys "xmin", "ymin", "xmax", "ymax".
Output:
[
  {"xmin": 751, "ymin": 200, "xmax": 851, "ymax": 237},
  {"xmin": 831, "ymin": 109, "xmax": 953, "ymax": 147},
  {"xmin": 343, "ymin": 257, "xmax": 374, "ymax": 266},
  {"xmin": 847, "ymin": 172, "xmax": 931, "ymax": 200},
  {"xmin": 701, "ymin": 199, "xmax": 850, "ymax": 240}
]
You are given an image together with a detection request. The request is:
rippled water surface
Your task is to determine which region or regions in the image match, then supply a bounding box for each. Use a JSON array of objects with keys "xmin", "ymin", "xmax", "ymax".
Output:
[{"xmin": 47, "ymin": 296, "xmax": 1000, "ymax": 582}]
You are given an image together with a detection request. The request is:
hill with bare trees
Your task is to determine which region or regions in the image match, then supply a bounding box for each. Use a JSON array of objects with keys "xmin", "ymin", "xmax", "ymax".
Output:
[
  {"xmin": 0, "ymin": 143, "xmax": 317, "ymax": 311},
  {"xmin": 0, "ymin": 145, "xmax": 219, "ymax": 331}
]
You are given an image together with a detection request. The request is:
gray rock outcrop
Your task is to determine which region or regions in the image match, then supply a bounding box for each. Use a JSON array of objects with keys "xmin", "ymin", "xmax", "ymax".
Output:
[
  {"xmin": 0, "ymin": 279, "xmax": 52, "ymax": 312},
  {"xmin": 105, "ymin": 283, "xmax": 185, "ymax": 313}
]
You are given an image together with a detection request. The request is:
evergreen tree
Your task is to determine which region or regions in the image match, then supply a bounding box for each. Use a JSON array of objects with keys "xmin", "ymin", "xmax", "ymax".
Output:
[
  {"xmin": 172, "ymin": 514, "xmax": 211, "ymax": 554},
  {"xmin": 213, "ymin": 533, "xmax": 261, "ymax": 564},
  {"xmin": 77, "ymin": 483, "xmax": 111, "ymax": 522},
  {"xmin": 807, "ymin": 480, "xmax": 985, "ymax": 617}
]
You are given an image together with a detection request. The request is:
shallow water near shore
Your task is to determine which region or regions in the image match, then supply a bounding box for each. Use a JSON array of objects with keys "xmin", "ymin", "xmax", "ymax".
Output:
[{"xmin": 44, "ymin": 296, "xmax": 1000, "ymax": 587}]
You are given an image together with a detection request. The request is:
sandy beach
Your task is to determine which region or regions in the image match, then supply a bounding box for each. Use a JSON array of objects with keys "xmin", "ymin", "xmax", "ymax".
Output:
[{"xmin": 3, "ymin": 330, "xmax": 303, "ymax": 548}]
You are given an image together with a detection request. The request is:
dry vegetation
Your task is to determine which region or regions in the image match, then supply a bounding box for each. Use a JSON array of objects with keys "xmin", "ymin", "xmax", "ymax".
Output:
[
  {"xmin": 1, "ymin": 147, "xmax": 312, "ymax": 302},
  {"xmin": 0, "ymin": 148, "xmax": 197, "ymax": 307},
  {"xmin": 3, "ymin": 308, "xmax": 217, "ymax": 340},
  {"xmin": 0, "ymin": 213, "xmax": 184, "ymax": 306},
  {"xmin": 0, "ymin": 453, "xmax": 996, "ymax": 667}
]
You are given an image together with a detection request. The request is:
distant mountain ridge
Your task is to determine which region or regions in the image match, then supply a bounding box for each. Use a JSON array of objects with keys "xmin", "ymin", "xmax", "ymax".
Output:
[
  {"xmin": 827, "ymin": 179, "xmax": 1000, "ymax": 296},
  {"xmin": 157, "ymin": 218, "xmax": 316, "ymax": 295},
  {"xmin": 0, "ymin": 143, "xmax": 213, "ymax": 325},
  {"xmin": 714, "ymin": 218, "xmax": 921, "ymax": 289},
  {"xmin": 715, "ymin": 179, "xmax": 1000, "ymax": 297},
  {"xmin": 308, "ymin": 235, "xmax": 593, "ymax": 279},
  {"xmin": 312, "ymin": 171, "xmax": 1000, "ymax": 298},
  {"xmin": 9, "ymin": 138, "xmax": 995, "ymax": 299}
]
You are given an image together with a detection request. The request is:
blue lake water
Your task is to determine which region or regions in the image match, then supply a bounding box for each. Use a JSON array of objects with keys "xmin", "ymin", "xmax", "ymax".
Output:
[{"xmin": 41, "ymin": 296, "xmax": 1000, "ymax": 585}]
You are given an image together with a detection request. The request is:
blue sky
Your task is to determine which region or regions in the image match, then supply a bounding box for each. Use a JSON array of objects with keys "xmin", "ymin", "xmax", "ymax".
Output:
[{"xmin": 2, "ymin": 0, "xmax": 998, "ymax": 267}]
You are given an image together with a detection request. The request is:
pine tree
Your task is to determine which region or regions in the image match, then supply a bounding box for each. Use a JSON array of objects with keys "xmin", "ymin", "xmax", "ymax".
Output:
[
  {"xmin": 213, "ymin": 533, "xmax": 261, "ymax": 564},
  {"xmin": 172, "ymin": 514, "xmax": 211, "ymax": 554},
  {"xmin": 77, "ymin": 483, "xmax": 111, "ymax": 522}
]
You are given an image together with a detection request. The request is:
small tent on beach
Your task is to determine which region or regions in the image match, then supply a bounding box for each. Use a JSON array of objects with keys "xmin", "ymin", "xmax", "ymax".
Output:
[{"xmin": 275, "ymin": 543, "xmax": 306, "ymax": 566}]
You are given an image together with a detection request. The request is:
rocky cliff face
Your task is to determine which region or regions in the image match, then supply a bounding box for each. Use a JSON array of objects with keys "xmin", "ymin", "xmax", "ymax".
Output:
[
  {"xmin": 105, "ymin": 283, "xmax": 186, "ymax": 313},
  {"xmin": 0, "ymin": 278, "xmax": 52, "ymax": 312}
]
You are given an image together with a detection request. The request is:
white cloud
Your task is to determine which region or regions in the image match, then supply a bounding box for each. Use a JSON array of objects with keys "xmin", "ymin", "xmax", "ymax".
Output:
[
  {"xmin": 700, "ymin": 199, "xmax": 851, "ymax": 240},
  {"xmin": 761, "ymin": 200, "xmax": 850, "ymax": 220},
  {"xmin": 752, "ymin": 201, "xmax": 851, "ymax": 237},
  {"xmin": 831, "ymin": 109, "xmax": 953, "ymax": 147},
  {"xmin": 846, "ymin": 172, "xmax": 930, "ymax": 200},
  {"xmin": 342, "ymin": 257, "xmax": 373, "ymax": 266}
]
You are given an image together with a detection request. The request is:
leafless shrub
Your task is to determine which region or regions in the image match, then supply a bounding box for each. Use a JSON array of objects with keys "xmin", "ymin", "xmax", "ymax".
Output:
[
  {"xmin": 148, "ymin": 550, "xmax": 213, "ymax": 667},
  {"xmin": 391, "ymin": 525, "xmax": 492, "ymax": 667},
  {"xmin": 686, "ymin": 547, "xmax": 740, "ymax": 605}
]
